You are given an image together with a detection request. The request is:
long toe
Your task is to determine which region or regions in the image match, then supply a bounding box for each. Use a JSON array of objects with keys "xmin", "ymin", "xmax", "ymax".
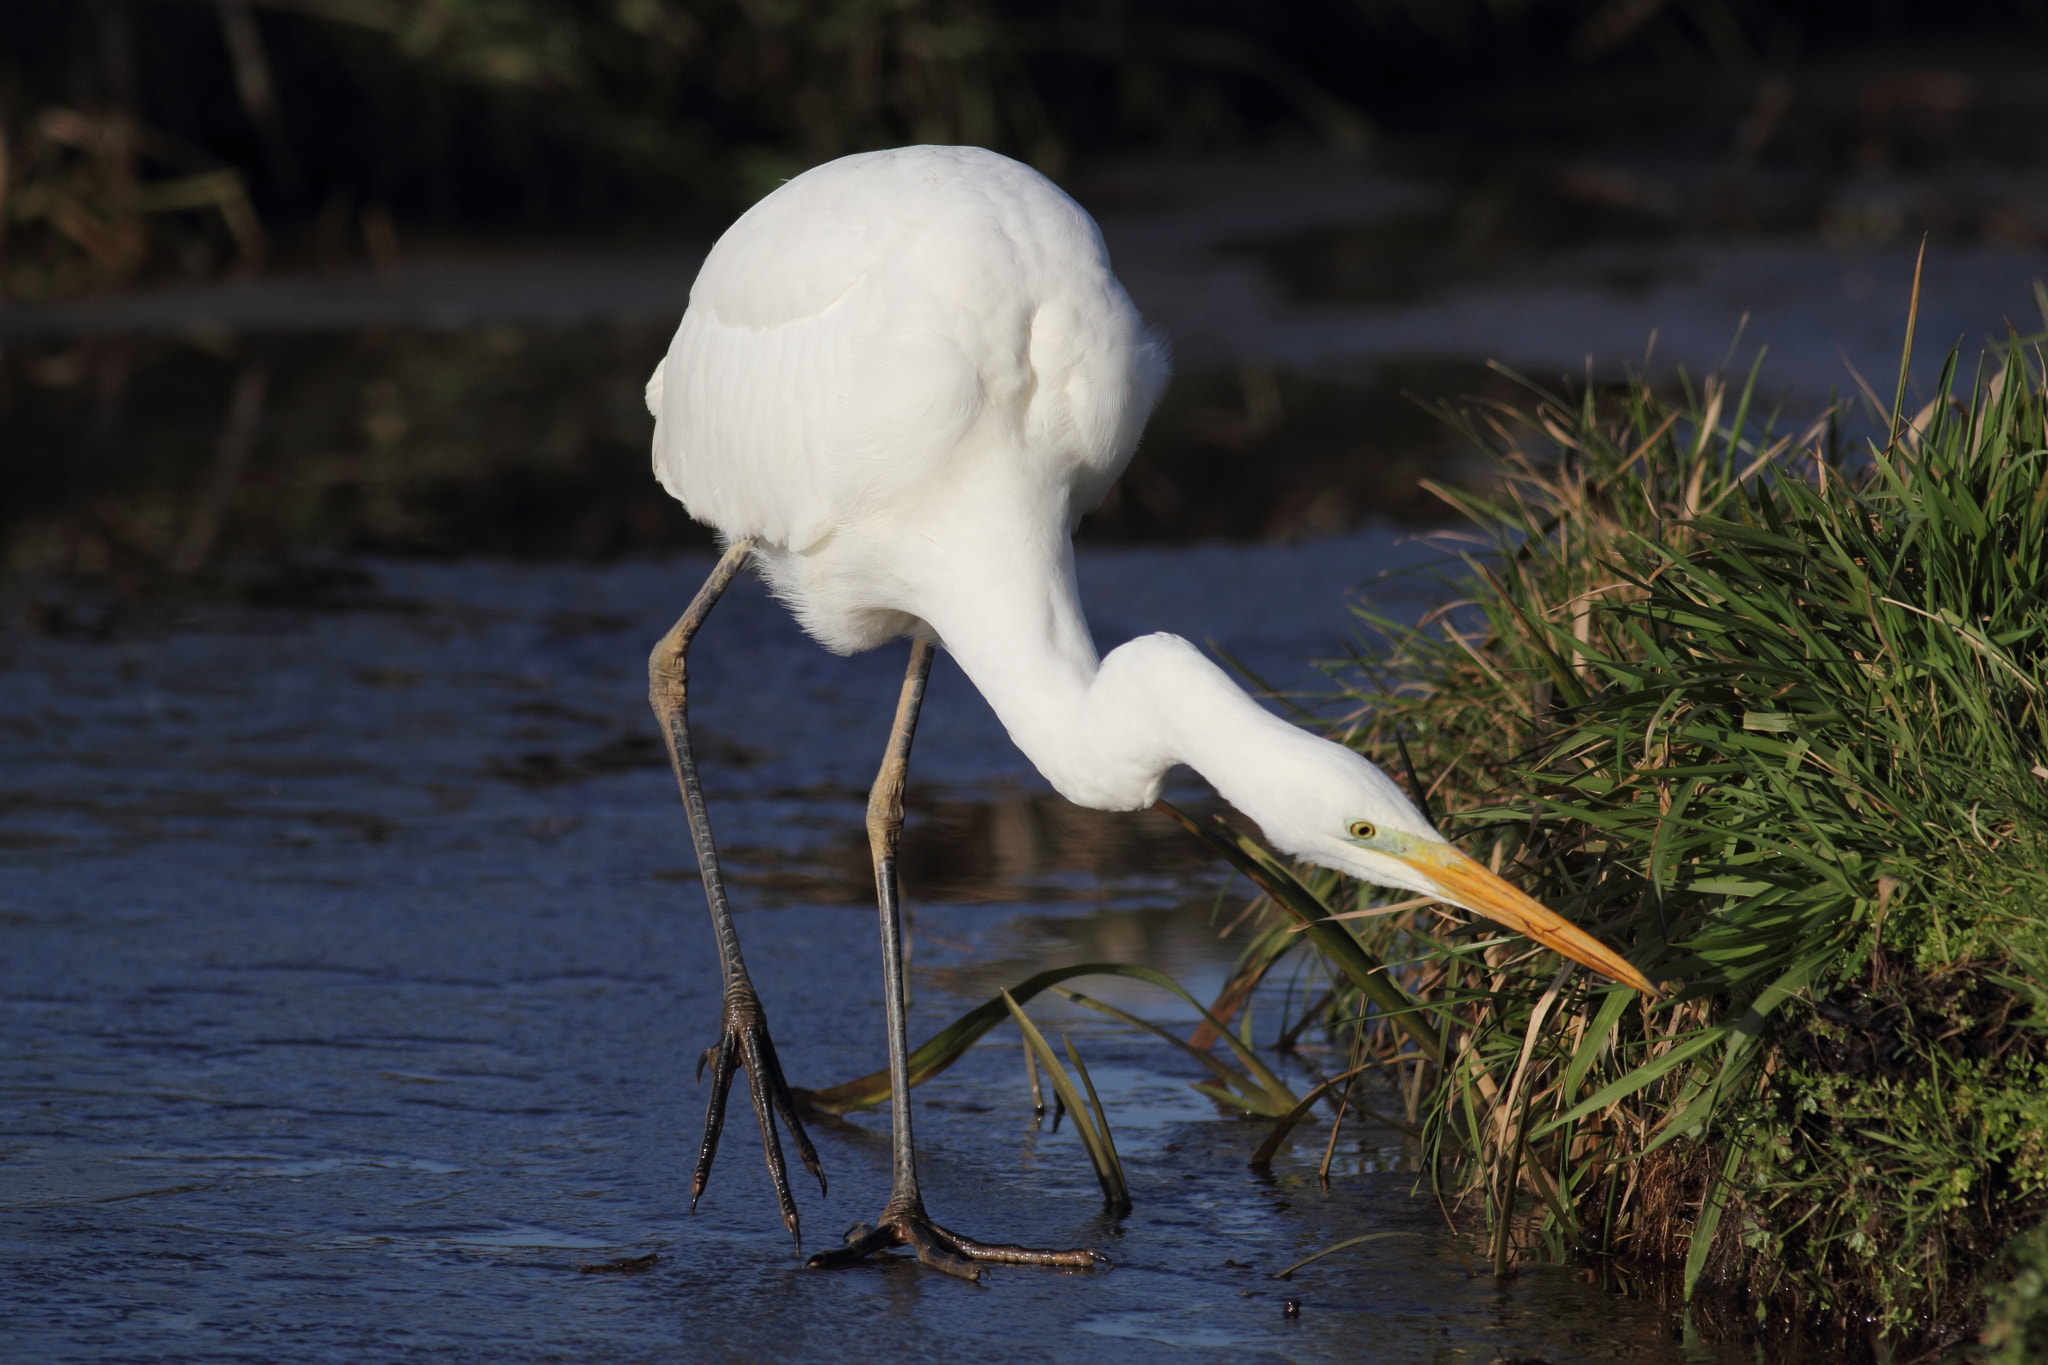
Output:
[
  {"xmin": 757, "ymin": 1024, "xmax": 826, "ymax": 1197},
  {"xmin": 902, "ymin": 1219, "xmax": 982, "ymax": 1282},
  {"xmin": 689, "ymin": 1032, "xmax": 742, "ymax": 1212},
  {"xmin": 804, "ymin": 1221, "xmax": 902, "ymax": 1270},
  {"xmin": 931, "ymin": 1224, "xmax": 1098, "ymax": 1269},
  {"xmin": 802, "ymin": 1205, "xmax": 1095, "ymax": 1278},
  {"xmin": 736, "ymin": 1015, "xmax": 814, "ymax": 1250}
]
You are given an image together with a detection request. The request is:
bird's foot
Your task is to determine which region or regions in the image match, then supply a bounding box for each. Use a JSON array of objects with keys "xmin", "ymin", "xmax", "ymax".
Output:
[
  {"xmin": 803, "ymin": 1195, "xmax": 1102, "ymax": 1282},
  {"xmin": 692, "ymin": 978, "xmax": 825, "ymax": 1251}
]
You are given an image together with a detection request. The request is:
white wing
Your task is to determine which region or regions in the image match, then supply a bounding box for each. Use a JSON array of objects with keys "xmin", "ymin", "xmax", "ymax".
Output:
[{"xmin": 649, "ymin": 146, "xmax": 1167, "ymax": 554}]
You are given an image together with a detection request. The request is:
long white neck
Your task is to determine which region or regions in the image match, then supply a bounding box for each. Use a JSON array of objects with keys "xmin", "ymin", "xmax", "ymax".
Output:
[{"xmin": 894, "ymin": 495, "xmax": 1335, "ymax": 820}]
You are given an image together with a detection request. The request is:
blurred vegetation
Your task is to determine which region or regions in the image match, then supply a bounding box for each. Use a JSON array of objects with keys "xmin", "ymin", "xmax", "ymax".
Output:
[
  {"xmin": 4, "ymin": 1, "xmax": 2046, "ymax": 300},
  {"xmin": 1188, "ymin": 309, "xmax": 2048, "ymax": 1353},
  {"xmin": 1981, "ymin": 1220, "xmax": 2048, "ymax": 1364}
]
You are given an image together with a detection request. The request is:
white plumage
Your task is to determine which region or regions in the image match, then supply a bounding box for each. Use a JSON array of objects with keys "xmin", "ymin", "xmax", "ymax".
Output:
[
  {"xmin": 649, "ymin": 142, "xmax": 1651, "ymax": 1019},
  {"xmin": 650, "ymin": 146, "xmax": 1165, "ymax": 652},
  {"xmin": 646, "ymin": 145, "xmax": 1650, "ymax": 1276}
]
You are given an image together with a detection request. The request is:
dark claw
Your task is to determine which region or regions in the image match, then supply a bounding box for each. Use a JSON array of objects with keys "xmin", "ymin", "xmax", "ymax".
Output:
[
  {"xmin": 757, "ymin": 1020, "xmax": 826, "ymax": 1197},
  {"xmin": 688, "ymin": 981, "xmax": 826, "ymax": 1251},
  {"xmin": 806, "ymin": 1221, "xmax": 905, "ymax": 1271},
  {"xmin": 690, "ymin": 1031, "xmax": 740, "ymax": 1214}
]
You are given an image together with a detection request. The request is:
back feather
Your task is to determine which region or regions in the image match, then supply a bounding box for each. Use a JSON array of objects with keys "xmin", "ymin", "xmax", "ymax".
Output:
[{"xmin": 648, "ymin": 145, "xmax": 1166, "ymax": 557}]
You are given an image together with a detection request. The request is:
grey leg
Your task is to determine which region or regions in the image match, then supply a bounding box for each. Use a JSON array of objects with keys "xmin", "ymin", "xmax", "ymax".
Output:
[
  {"xmin": 649, "ymin": 537, "xmax": 823, "ymax": 1253},
  {"xmin": 805, "ymin": 636, "xmax": 1099, "ymax": 1281}
]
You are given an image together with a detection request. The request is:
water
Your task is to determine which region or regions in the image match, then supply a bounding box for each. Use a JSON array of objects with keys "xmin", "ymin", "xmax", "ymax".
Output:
[{"xmin": 1, "ymin": 537, "xmax": 1748, "ymax": 1362}]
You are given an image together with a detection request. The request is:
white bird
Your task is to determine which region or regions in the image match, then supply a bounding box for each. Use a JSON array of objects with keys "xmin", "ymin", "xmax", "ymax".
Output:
[{"xmin": 643, "ymin": 144, "xmax": 1653, "ymax": 1281}]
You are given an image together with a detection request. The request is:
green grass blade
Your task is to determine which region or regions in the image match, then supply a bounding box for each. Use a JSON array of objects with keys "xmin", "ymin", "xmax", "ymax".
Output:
[
  {"xmin": 1062, "ymin": 1034, "xmax": 1131, "ymax": 1215},
  {"xmin": 1560, "ymin": 986, "xmax": 1635, "ymax": 1103},
  {"xmin": 1158, "ymin": 800, "xmax": 1445, "ymax": 1062},
  {"xmin": 1050, "ymin": 985, "xmax": 1283, "ymax": 1115},
  {"xmin": 1683, "ymin": 1145, "xmax": 1745, "ymax": 1301},
  {"xmin": 1533, "ymin": 1030, "xmax": 1722, "ymax": 1138}
]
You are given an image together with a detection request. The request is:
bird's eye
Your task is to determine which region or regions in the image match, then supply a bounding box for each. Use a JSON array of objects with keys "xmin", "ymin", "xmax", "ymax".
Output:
[{"xmin": 1348, "ymin": 820, "xmax": 1377, "ymax": 840}]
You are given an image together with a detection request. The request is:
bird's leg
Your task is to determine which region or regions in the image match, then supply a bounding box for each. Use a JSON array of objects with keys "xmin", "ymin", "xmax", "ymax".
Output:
[
  {"xmin": 805, "ymin": 636, "xmax": 1099, "ymax": 1282},
  {"xmin": 649, "ymin": 537, "xmax": 824, "ymax": 1253}
]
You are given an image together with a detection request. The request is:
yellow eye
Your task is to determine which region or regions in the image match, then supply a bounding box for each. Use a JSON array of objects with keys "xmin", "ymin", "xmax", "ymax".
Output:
[{"xmin": 1348, "ymin": 820, "xmax": 1377, "ymax": 840}]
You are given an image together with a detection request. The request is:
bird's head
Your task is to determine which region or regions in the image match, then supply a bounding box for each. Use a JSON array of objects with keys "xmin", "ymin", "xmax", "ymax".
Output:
[{"xmin": 1225, "ymin": 735, "xmax": 1656, "ymax": 996}]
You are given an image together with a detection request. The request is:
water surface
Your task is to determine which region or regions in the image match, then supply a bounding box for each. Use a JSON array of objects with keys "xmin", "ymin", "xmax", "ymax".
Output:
[{"xmin": 1, "ymin": 537, "xmax": 1755, "ymax": 1362}]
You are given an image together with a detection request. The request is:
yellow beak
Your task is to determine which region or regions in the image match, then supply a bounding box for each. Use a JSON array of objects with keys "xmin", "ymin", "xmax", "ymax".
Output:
[{"xmin": 1403, "ymin": 841, "xmax": 1657, "ymax": 996}]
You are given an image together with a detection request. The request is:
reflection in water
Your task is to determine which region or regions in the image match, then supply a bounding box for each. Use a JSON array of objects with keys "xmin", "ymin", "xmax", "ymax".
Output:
[
  {"xmin": 1, "ymin": 326, "xmax": 1490, "ymax": 588},
  {"xmin": 722, "ymin": 793, "xmax": 1220, "ymax": 908}
]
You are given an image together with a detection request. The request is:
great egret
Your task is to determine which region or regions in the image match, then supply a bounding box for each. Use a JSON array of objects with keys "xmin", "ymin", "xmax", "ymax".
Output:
[{"xmin": 644, "ymin": 144, "xmax": 1652, "ymax": 1281}]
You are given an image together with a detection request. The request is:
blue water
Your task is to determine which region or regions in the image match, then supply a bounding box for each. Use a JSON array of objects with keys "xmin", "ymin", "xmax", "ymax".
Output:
[{"xmin": 2, "ymin": 532, "xmax": 1750, "ymax": 1362}]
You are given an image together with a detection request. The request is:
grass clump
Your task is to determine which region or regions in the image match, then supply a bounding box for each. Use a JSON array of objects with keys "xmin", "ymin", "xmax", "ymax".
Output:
[
  {"xmin": 1246, "ymin": 313, "xmax": 2048, "ymax": 1350},
  {"xmin": 1981, "ymin": 1220, "xmax": 2048, "ymax": 1364}
]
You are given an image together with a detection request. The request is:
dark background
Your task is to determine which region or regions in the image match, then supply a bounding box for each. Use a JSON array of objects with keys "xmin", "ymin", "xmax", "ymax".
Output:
[{"xmin": 7, "ymin": 1, "xmax": 2047, "ymax": 287}]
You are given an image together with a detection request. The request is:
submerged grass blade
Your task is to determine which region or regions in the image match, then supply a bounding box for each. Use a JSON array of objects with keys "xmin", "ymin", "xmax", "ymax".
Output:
[
  {"xmin": 795, "ymin": 960, "xmax": 1294, "ymax": 1115},
  {"xmin": 1001, "ymin": 990, "xmax": 1129, "ymax": 1214},
  {"xmin": 1270, "ymin": 1231, "xmax": 1424, "ymax": 1281},
  {"xmin": 1050, "ymin": 985, "xmax": 1283, "ymax": 1115}
]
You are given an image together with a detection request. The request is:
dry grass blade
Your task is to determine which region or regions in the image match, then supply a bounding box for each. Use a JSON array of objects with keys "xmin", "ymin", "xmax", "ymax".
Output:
[
  {"xmin": 1285, "ymin": 895, "xmax": 1440, "ymax": 930},
  {"xmin": 1022, "ymin": 1038, "xmax": 1047, "ymax": 1117}
]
